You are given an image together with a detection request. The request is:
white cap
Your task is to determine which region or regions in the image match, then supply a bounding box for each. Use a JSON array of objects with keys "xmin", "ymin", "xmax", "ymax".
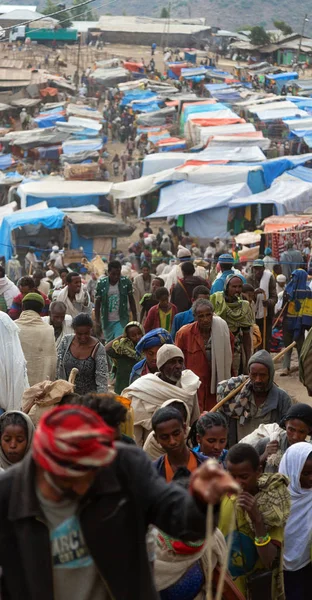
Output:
[
  {"xmin": 156, "ymin": 344, "xmax": 184, "ymax": 370},
  {"xmin": 276, "ymin": 274, "xmax": 286, "ymax": 283},
  {"xmin": 52, "ymin": 245, "xmax": 59, "ymax": 252}
]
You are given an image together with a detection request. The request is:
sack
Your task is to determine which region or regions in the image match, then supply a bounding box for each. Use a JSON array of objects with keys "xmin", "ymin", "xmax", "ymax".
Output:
[{"xmin": 246, "ymin": 569, "xmax": 273, "ymax": 600}]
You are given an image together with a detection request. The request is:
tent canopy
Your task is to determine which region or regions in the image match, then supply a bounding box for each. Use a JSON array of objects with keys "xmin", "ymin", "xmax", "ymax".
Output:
[{"xmin": 228, "ymin": 178, "xmax": 312, "ymax": 215}]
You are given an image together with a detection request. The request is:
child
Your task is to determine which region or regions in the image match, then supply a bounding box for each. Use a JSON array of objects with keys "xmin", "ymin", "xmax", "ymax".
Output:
[
  {"xmin": 188, "ymin": 412, "xmax": 228, "ymax": 468},
  {"xmin": 0, "ymin": 411, "xmax": 35, "ymax": 469},
  {"xmin": 144, "ymin": 287, "xmax": 177, "ymax": 333},
  {"xmin": 105, "ymin": 321, "xmax": 144, "ymax": 394},
  {"xmin": 152, "ymin": 407, "xmax": 206, "ymax": 481},
  {"xmin": 219, "ymin": 443, "xmax": 290, "ymax": 599}
]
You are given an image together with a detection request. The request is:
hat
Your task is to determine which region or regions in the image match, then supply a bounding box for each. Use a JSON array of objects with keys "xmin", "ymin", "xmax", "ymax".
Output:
[
  {"xmin": 52, "ymin": 245, "xmax": 59, "ymax": 252},
  {"xmin": 12, "ymin": 254, "xmax": 18, "ymax": 259},
  {"xmin": 177, "ymin": 245, "xmax": 191, "ymax": 259},
  {"xmin": 156, "ymin": 344, "xmax": 184, "ymax": 370},
  {"xmin": 46, "ymin": 270, "xmax": 54, "ymax": 278},
  {"xmin": 252, "ymin": 259, "xmax": 264, "ymax": 267},
  {"xmin": 264, "ymin": 247, "xmax": 272, "ymax": 256},
  {"xmin": 276, "ymin": 274, "xmax": 286, "ymax": 283},
  {"xmin": 218, "ymin": 253, "xmax": 234, "ymax": 265},
  {"xmin": 23, "ymin": 292, "xmax": 44, "ymax": 306}
]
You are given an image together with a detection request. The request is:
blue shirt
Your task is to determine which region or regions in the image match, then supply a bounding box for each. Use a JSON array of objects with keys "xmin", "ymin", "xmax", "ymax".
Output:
[
  {"xmin": 210, "ymin": 270, "xmax": 246, "ymax": 294},
  {"xmin": 171, "ymin": 307, "xmax": 194, "ymax": 340}
]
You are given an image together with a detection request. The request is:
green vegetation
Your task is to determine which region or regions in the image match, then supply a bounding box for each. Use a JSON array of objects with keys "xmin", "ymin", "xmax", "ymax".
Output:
[
  {"xmin": 71, "ymin": 0, "xmax": 98, "ymax": 21},
  {"xmin": 160, "ymin": 7, "xmax": 170, "ymax": 17},
  {"xmin": 249, "ymin": 25, "xmax": 271, "ymax": 45},
  {"xmin": 274, "ymin": 20, "xmax": 293, "ymax": 35},
  {"xmin": 42, "ymin": 0, "xmax": 72, "ymax": 28}
]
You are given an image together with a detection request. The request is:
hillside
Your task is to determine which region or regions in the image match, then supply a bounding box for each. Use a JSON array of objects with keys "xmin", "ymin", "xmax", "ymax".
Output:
[{"xmin": 95, "ymin": 0, "xmax": 312, "ymax": 37}]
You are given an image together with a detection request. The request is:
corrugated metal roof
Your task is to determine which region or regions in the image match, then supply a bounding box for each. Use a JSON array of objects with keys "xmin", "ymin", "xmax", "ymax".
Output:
[
  {"xmin": 0, "ymin": 8, "xmax": 44, "ymax": 20},
  {"xmin": 98, "ymin": 15, "xmax": 210, "ymax": 35},
  {"xmin": 0, "ymin": 5, "xmax": 37, "ymax": 13},
  {"xmin": 71, "ymin": 21, "xmax": 98, "ymax": 33}
]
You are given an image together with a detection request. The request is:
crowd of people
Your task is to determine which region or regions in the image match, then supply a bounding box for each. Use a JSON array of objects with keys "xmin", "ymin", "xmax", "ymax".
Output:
[{"xmin": 0, "ymin": 222, "xmax": 312, "ymax": 599}]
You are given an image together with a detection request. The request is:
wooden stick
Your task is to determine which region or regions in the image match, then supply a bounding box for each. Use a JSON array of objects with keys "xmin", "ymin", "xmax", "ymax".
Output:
[
  {"xmin": 262, "ymin": 293, "xmax": 267, "ymax": 350},
  {"xmin": 68, "ymin": 368, "xmax": 79, "ymax": 386},
  {"xmin": 272, "ymin": 301, "xmax": 288, "ymax": 330},
  {"xmin": 210, "ymin": 341, "xmax": 297, "ymax": 413}
]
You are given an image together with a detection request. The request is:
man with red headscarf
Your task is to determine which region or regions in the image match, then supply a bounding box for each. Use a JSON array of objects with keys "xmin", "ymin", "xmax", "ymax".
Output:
[{"xmin": 0, "ymin": 404, "xmax": 237, "ymax": 600}]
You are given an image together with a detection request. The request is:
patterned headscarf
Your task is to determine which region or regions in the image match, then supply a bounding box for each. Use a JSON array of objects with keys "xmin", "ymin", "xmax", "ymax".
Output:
[
  {"xmin": 112, "ymin": 321, "xmax": 145, "ymax": 359},
  {"xmin": 135, "ymin": 327, "xmax": 173, "ymax": 356},
  {"xmin": 32, "ymin": 405, "xmax": 116, "ymax": 477}
]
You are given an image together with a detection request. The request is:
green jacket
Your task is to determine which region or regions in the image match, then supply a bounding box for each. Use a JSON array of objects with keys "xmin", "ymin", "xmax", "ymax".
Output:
[{"xmin": 96, "ymin": 275, "xmax": 133, "ymax": 329}]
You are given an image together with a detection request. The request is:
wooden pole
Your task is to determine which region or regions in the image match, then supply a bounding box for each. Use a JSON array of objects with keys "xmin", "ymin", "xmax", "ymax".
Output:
[
  {"xmin": 262, "ymin": 293, "xmax": 267, "ymax": 350},
  {"xmin": 210, "ymin": 341, "xmax": 297, "ymax": 413}
]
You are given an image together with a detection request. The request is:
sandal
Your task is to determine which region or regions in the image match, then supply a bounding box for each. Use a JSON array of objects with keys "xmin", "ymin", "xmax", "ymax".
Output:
[{"xmin": 280, "ymin": 369, "xmax": 290, "ymax": 376}]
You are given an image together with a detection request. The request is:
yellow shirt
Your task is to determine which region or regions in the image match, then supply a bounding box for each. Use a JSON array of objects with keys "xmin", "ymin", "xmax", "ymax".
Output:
[
  {"xmin": 159, "ymin": 308, "xmax": 173, "ymax": 332},
  {"xmin": 218, "ymin": 495, "xmax": 284, "ymax": 598}
]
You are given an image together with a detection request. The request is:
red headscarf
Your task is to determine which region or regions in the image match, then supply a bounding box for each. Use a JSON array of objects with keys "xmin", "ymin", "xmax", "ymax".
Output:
[{"xmin": 33, "ymin": 405, "xmax": 116, "ymax": 477}]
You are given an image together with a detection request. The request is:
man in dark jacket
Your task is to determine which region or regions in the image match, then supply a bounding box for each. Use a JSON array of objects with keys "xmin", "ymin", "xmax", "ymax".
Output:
[
  {"xmin": 0, "ymin": 404, "xmax": 236, "ymax": 600},
  {"xmin": 170, "ymin": 261, "xmax": 209, "ymax": 313}
]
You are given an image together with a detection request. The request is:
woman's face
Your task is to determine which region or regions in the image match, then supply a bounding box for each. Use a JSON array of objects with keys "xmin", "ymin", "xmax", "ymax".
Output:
[
  {"xmin": 1, "ymin": 425, "xmax": 27, "ymax": 463},
  {"xmin": 300, "ymin": 456, "xmax": 312, "ymax": 489},
  {"xmin": 227, "ymin": 277, "xmax": 242, "ymax": 298},
  {"xmin": 197, "ymin": 425, "xmax": 227, "ymax": 459},
  {"xmin": 127, "ymin": 326, "xmax": 143, "ymax": 346},
  {"xmin": 74, "ymin": 325, "xmax": 92, "ymax": 345},
  {"xmin": 285, "ymin": 419, "xmax": 310, "ymax": 445},
  {"xmin": 144, "ymin": 346, "xmax": 159, "ymax": 370}
]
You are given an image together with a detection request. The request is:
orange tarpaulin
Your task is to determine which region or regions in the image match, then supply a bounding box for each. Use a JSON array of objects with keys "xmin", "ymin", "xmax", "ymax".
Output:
[
  {"xmin": 210, "ymin": 131, "xmax": 264, "ymax": 139},
  {"xmin": 156, "ymin": 137, "xmax": 186, "ymax": 145},
  {"xmin": 181, "ymin": 99, "xmax": 216, "ymax": 111},
  {"xmin": 262, "ymin": 215, "xmax": 312, "ymax": 233},
  {"xmin": 189, "ymin": 118, "xmax": 246, "ymax": 126},
  {"xmin": 175, "ymin": 160, "xmax": 228, "ymax": 168},
  {"xmin": 166, "ymin": 100, "xmax": 179, "ymax": 107},
  {"xmin": 40, "ymin": 87, "xmax": 58, "ymax": 97},
  {"xmin": 123, "ymin": 61, "xmax": 144, "ymax": 73}
]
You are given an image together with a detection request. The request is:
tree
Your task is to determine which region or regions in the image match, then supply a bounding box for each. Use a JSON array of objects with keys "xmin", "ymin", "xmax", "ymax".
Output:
[
  {"xmin": 42, "ymin": 0, "xmax": 72, "ymax": 28},
  {"xmin": 273, "ymin": 20, "xmax": 293, "ymax": 36},
  {"xmin": 160, "ymin": 7, "xmax": 170, "ymax": 18},
  {"xmin": 249, "ymin": 26, "xmax": 271, "ymax": 46},
  {"xmin": 71, "ymin": 0, "xmax": 97, "ymax": 21}
]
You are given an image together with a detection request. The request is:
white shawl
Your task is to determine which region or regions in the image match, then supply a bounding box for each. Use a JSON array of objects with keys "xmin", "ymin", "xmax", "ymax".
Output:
[
  {"xmin": 122, "ymin": 370, "xmax": 200, "ymax": 431},
  {"xmin": 255, "ymin": 269, "xmax": 272, "ymax": 319},
  {"xmin": 0, "ymin": 312, "xmax": 29, "ymax": 411},
  {"xmin": 0, "ymin": 276, "xmax": 19, "ymax": 309},
  {"xmin": 279, "ymin": 442, "xmax": 312, "ymax": 571},
  {"xmin": 211, "ymin": 315, "xmax": 232, "ymax": 393},
  {"xmin": 57, "ymin": 285, "xmax": 91, "ymax": 318}
]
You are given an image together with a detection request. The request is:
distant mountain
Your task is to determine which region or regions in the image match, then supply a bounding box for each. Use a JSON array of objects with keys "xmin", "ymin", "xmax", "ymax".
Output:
[{"xmin": 96, "ymin": 0, "xmax": 312, "ymax": 36}]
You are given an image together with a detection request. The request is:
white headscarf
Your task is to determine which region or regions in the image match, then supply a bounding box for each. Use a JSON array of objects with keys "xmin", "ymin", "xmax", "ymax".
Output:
[{"xmin": 279, "ymin": 442, "xmax": 312, "ymax": 571}]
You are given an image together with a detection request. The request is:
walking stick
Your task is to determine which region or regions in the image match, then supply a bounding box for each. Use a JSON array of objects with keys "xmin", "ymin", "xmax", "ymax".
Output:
[
  {"xmin": 68, "ymin": 367, "xmax": 79, "ymax": 387},
  {"xmin": 272, "ymin": 301, "xmax": 289, "ymax": 330},
  {"xmin": 262, "ymin": 292, "xmax": 267, "ymax": 350},
  {"xmin": 210, "ymin": 341, "xmax": 296, "ymax": 413}
]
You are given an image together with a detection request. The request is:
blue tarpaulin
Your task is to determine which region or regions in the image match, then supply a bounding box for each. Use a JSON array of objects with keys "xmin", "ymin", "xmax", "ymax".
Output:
[
  {"xmin": 120, "ymin": 90, "xmax": 156, "ymax": 106},
  {"xmin": 265, "ymin": 72, "xmax": 298, "ymax": 81},
  {"xmin": 35, "ymin": 113, "xmax": 66, "ymax": 128},
  {"xmin": 132, "ymin": 102, "xmax": 161, "ymax": 113},
  {"xmin": 0, "ymin": 154, "xmax": 14, "ymax": 170},
  {"xmin": 62, "ymin": 139, "xmax": 103, "ymax": 155},
  {"xmin": 0, "ymin": 207, "xmax": 64, "ymax": 261},
  {"xmin": 286, "ymin": 165, "xmax": 312, "ymax": 182}
]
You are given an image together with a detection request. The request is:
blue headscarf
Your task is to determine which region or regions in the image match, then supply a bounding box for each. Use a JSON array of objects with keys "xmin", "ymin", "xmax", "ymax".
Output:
[
  {"xmin": 285, "ymin": 269, "xmax": 310, "ymax": 305},
  {"xmin": 135, "ymin": 328, "xmax": 173, "ymax": 355}
]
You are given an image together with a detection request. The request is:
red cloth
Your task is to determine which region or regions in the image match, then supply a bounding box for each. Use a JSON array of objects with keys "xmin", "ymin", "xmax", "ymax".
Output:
[
  {"xmin": 144, "ymin": 302, "xmax": 177, "ymax": 333},
  {"xmin": 32, "ymin": 405, "xmax": 116, "ymax": 477},
  {"xmin": 175, "ymin": 321, "xmax": 234, "ymax": 412},
  {"xmin": 9, "ymin": 290, "xmax": 50, "ymax": 320}
]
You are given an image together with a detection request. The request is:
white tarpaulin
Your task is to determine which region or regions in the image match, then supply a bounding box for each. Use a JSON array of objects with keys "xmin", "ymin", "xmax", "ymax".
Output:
[
  {"xmin": 148, "ymin": 181, "xmax": 251, "ymax": 218},
  {"xmin": 68, "ymin": 116, "xmax": 102, "ymax": 132},
  {"xmin": 228, "ymin": 178, "xmax": 312, "ymax": 215},
  {"xmin": 254, "ymin": 107, "xmax": 308, "ymax": 120},
  {"xmin": 142, "ymin": 153, "xmax": 190, "ymax": 176},
  {"xmin": 284, "ymin": 117, "xmax": 312, "ymax": 130},
  {"xmin": 208, "ymin": 136, "xmax": 271, "ymax": 150},
  {"xmin": 248, "ymin": 100, "xmax": 296, "ymax": 113},
  {"xmin": 196, "ymin": 146, "xmax": 266, "ymax": 162},
  {"xmin": 18, "ymin": 179, "xmax": 112, "ymax": 209}
]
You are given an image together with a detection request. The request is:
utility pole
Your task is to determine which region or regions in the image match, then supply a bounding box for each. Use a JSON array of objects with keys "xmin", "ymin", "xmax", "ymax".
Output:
[
  {"xmin": 297, "ymin": 13, "xmax": 309, "ymax": 63},
  {"xmin": 76, "ymin": 32, "xmax": 81, "ymax": 92},
  {"xmin": 165, "ymin": 1, "xmax": 171, "ymax": 49}
]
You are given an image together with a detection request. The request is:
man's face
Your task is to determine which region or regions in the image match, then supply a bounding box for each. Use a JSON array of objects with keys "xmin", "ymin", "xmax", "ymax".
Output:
[
  {"xmin": 50, "ymin": 308, "xmax": 66, "ymax": 329},
  {"xmin": 285, "ymin": 419, "xmax": 310, "ymax": 445},
  {"xmin": 160, "ymin": 357, "xmax": 183, "ymax": 383},
  {"xmin": 195, "ymin": 305, "xmax": 213, "ymax": 332},
  {"xmin": 227, "ymin": 460, "xmax": 261, "ymax": 493},
  {"xmin": 154, "ymin": 419, "xmax": 186, "ymax": 455},
  {"xmin": 109, "ymin": 268, "xmax": 121, "ymax": 285},
  {"xmin": 60, "ymin": 271, "xmax": 68, "ymax": 284},
  {"xmin": 158, "ymin": 294, "xmax": 169, "ymax": 310},
  {"xmin": 249, "ymin": 362, "xmax": 270, "ymax": 394},
  {"xmin": 253, "ymin": 266, "xmax": 264, "ymax": 281},
  {"xmin": 19, "ymin": 285, "xmax": 32, "ymax": 296},
  {"xmin": 227, "ymin": 277, "xmax": 243, "ymax": 298},
  {"xmin": 68, "ymin": 276, "xmax": 81, "ymax": 295},
  {"xmin": 45, "ymin": 470, "xmax": 97, "ymax": 499}
]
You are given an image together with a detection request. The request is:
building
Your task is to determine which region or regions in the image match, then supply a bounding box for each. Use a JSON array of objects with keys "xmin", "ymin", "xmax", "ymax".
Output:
[
  {"xmin": 0, "ymin": 5, "xmax": 37, "ymax": 14},
  {"xmin": 97, "ymin": 15, "xmax": 211, "ymax": 47}
]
